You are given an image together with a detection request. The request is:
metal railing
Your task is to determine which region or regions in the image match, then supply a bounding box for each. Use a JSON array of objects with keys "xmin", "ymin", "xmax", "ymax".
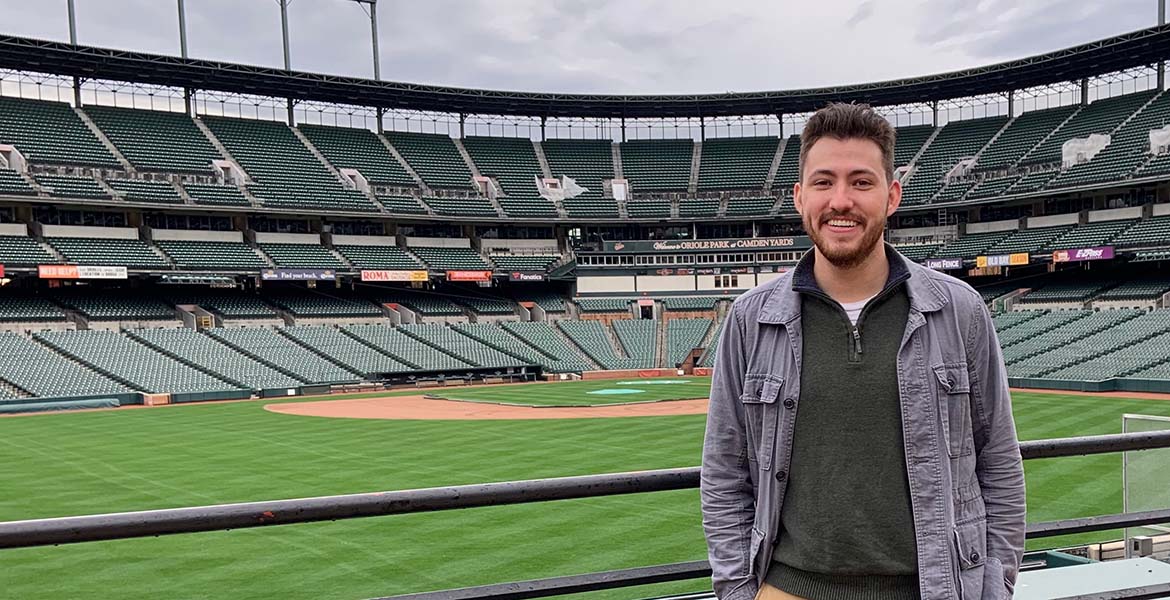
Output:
[{"xmin": 3, "ymin": 430, "xmax": 1170, "ymax": 599}]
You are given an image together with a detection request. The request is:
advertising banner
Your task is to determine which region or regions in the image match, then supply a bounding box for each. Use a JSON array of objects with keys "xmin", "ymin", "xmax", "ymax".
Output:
[
  {"xmin": 603, "ymin": 235, "xmax": 811, "ymax": 253},
  {"xmin": 507, "ymin": 272, "xmax": 546, "ymax": 282},
  {"xmin": 38, "ymin": 265, "xmax": 128, "ymax": 279},
  {"xmin": 361, "ymin": 270, "xmax": 428, "ymax": 282},
  {"xmin": 260, "ymin": 269, "xmax": 336, "ymax": 281},
  {"xmin": 976, "ymin": 253, "xmax": 1030, "ymax": 268},
  {"xmin": 1052, "ymin": 246, "xmax": 1115, "ymax": 263},
  {"xmin": 924, "ymin": 258, "xmax": 963, "ymax": 270},
  {"xmin": 446, "ymin": 270, "xmax": 493, "ymax": 282},
  {"xmin": 0, "ymin": 264, "xmax": 4, "ymax": 278}
]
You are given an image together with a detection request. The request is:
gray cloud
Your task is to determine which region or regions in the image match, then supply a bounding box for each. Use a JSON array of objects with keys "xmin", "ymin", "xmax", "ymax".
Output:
[
  {"xmin": 0, "ymin": 0, "xmax": 1154, "ymax": 95},
  {"xmin": 846, "ymin": 1, "xmax": 876, "ymax": 29}
]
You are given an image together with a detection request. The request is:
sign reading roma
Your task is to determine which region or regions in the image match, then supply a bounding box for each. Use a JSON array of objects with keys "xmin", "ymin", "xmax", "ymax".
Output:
[
  {"xmin": 1052, "ymin": 246, "xmax": 1114, "ymax": 263},
  {"xmin": 361, "ymin": 270, "xmax": 429, "ymax": 282}
]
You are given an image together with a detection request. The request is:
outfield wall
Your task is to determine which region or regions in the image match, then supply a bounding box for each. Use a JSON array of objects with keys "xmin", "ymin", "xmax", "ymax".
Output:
[{"xmin": 1011, "ymin": 378, "xmax": 1170, "ymax": 394}]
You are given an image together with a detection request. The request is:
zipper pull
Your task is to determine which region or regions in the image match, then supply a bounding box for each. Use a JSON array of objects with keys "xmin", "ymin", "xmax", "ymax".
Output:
[{"xmin": 852, "ymin": 326, "xmax": 862, "ymax": 355}]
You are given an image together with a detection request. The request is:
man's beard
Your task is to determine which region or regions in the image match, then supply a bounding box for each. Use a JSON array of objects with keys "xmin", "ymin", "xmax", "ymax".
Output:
[{"xmin": 803, "ymin": 210, "xmax": 886, "ymax": 270}]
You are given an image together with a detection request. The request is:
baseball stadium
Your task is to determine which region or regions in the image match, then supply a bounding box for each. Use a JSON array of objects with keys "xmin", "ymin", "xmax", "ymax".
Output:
[{"xmin": 3, "ymin": 2, "xmax": 1170, "ymax": 599}]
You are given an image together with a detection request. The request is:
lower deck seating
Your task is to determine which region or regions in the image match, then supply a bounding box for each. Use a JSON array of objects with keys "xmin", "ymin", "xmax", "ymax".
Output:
[
  {"xmin": 400, "ymin": 323, "xmax": 526, "ymax": 368},
  {"xmin": 557, "ymin": 319, "xmax": 640, "ymax": 370},
  {"xmin": 279, "ymin": 326, "xmax": 412, "ymax": 373},
  {"xmin": 207, "ymin": 326, "xmax": 359, "ymax": 383},
  {"xmin": 612, "ymin": 319, "xmax": 657, "ymax": 368},
  {"xmin": 35, "ymin": 329, "xmax": 239, "ymax": 394},
  {"xmin": 666, "ymin": 318, "xmax": 711, "ymax": 367},
  {"xmin": 501, "ymin": 321, "xmax": 594, "ymax": 372},
  {"xmin": 452, "ymin": 323, "xmax": 560, "ymax": 371},
  {"xmin": 131, "ymin": 328, "xmax": 304, "ymax": 390},
  {"xmin": 0, "ymin": 332, "xmax": 132, "ymax": 398},
  {"xmin": 343, "ymin": 324, "xmax": 473, "ymax": 371}
]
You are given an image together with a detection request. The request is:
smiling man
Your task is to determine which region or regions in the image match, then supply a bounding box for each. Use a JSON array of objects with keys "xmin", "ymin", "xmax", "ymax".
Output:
[{"xmin": 701, "ymin": 102, "xmax": 1026, "ymax": 600}]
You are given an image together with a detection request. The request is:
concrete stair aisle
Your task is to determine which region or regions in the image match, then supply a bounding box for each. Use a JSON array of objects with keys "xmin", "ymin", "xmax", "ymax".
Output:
[
  {"xmin": 376, "ymin": 133, "xmax": 432, "ymax": 194},
  {"xmin": 452, "ymin": 138, "xmax": 483, "ymax": 178},
  {"xmin": 688, "ymin": 141, "xmax": 702, "ymax": 194},
  {"xmin": 764, "ymin": 135, "xmax": 788, "ymax": 191},
  {"xmin": 611, "ymin": 142, "xmax": 624, "ymax": 179},
  {"xmin": 74, "ymin": 107, "xmax": 136, "ymax": 173},
  {"xmin": 1014, "ymin": 105, "xmax": 1084, "ymax": 168},
  {"xmin": 655, "ymin": 316, "xmax": 667, "ymax": 368},
  {"xmin": 532, "ymin": 140, "xmax": 554, "ymax": 178},
  {"xmin": 552, "ymin": 322, "xmax": 604, "ymax": 371},
  {"xmin": 0, "ymin": 377, "xmax": 33, "ymax": 399}
]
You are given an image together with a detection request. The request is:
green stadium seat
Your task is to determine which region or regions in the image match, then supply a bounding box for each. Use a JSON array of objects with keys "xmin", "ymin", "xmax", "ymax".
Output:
[
  {"xmin": 131, "ymin": 328, "xmax": 305, "ymax": 390},
  {"xmin": 697, "ymin": 137, "xmax": 778, "ymax": 190},
  {"xmin": 620, "ymin": 139, "xmax": 693, "ymax": 192},
  {"xmin": 383, "ymin": 131, "xmax": 473, "ymax": 190},
  {"xmin": 0, "ymin": 332, "xmax": 131, "ymax": 397},
  {"xmin": 35, "ymin": 329, "xmax": 241, "ymax": 394},
  {"xmin": 0, "ymin": 96, "xmax": 120, "ymax": 168},
  {"xmin": 84, "ymin": 105, "xmax": 220, "ymax": 173},
  {"xmin": 298, "ymin": 124, "xmax": 416, "ymax": 187}
]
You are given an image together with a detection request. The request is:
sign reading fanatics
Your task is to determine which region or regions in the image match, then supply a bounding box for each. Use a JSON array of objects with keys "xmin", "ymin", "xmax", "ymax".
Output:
[
  {"xmin": 446, "ymin": 270, "xmax": 493, "ymax": 282},
  {"xmin": 260, "ymin": 269, "xmax": 336, "ymax": 281},
  {"xmin": 1052, "ymin": 246, "xmax": 1115, "ymax": 263},
  {"xmin": 975, "ymin": 253, "xmax": 1030, "ymax": 268},
  {"xmin": 602, "ymin": 236, "xmax": 811, "ymax": 253},
  {"xmin": 361, "ymin": 270, "xmax": 428, "ymax": 282},
  {"xmin": 38, "ymin": 265, "xmax": 129, "ymax": 279},
  {"xmin": 508, "ymin": 272, "xmax": 546, "ymax": 282}
]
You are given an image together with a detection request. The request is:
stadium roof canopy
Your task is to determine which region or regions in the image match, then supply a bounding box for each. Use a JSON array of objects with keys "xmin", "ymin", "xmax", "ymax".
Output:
[{"xmin": 1, "ymin": 25, "xmax": 1170, "ymax": 119}]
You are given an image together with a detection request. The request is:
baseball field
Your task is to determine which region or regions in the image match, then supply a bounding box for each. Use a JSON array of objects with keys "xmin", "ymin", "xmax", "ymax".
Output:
[{"xmin": 1, "ymin": 377, "xmax": 1169, "ymax": 600}]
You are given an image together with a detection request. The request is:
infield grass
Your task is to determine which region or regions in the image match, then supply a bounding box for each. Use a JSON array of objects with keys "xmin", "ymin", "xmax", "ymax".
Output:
[{"xmin": 1, "ymin": 381, "xmax": 1168, "ymax": 600}]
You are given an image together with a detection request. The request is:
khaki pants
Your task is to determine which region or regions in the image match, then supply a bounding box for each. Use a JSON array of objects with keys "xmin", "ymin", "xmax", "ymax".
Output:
[{"xmin": 754, "ymin": 582, "xmax": 807, "ymax": 600}]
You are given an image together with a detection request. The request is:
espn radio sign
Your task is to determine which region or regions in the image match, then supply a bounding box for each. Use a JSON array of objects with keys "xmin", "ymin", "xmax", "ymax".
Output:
[{"xmin": 1052, "ymin": 246, "xmax": 1114, "ymax": 263}]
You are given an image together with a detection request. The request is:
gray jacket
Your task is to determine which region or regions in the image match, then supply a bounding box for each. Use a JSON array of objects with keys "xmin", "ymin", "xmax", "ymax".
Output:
[{"xmin": 700, "ymin": 247, "xmax": 1026, "ymax": 600}]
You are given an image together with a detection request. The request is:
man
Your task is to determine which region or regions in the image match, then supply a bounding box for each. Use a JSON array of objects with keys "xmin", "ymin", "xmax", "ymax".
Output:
[{"xmin": 700, "ymin": 102, "xmax": 1026, "ymax": 600}]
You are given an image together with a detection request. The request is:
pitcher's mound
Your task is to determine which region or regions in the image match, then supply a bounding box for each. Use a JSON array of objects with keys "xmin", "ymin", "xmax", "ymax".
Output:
[{"xmin": 265, "ymin": 395, "xmax": 709, "ymax": 420}]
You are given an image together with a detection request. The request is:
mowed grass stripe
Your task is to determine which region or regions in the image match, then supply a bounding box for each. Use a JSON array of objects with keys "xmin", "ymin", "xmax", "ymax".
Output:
[
  {"xmin": 2, "ymin": 384, "xmax": 1170, "ymax": 599},
  {"xmin": 429, "ymin": 377, "xmax": 711, "ymax": 406}
]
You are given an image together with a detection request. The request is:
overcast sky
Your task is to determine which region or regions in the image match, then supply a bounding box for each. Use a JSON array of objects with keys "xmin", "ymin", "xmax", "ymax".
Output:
[{"xmin": 0, "ymin": 0, "xmax": 1159, "ymax": 94}]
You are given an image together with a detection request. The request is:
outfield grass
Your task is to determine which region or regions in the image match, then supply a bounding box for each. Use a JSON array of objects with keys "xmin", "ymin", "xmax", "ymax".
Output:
[{"xmin": 1, "ymin": 382, "xmax": 1168, "ymax": 599}]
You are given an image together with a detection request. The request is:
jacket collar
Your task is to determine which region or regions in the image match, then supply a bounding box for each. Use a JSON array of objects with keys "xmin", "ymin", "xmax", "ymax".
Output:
[{"xmin": 758, "ymin": 242, "xmax": 948, "ymax": 324}]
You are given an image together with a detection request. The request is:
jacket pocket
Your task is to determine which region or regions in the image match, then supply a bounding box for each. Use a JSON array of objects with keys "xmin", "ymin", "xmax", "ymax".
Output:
[
  {"xmin": 952, "ymin": 517, "xmax": 987, "ymax": 600},
  {"xmin": 934, "ymin": 362, "xmax": 974, "ymax": 458},
  {"xmin": 740, "ymin": 374, "xmax": 782, "ymax": 470}
]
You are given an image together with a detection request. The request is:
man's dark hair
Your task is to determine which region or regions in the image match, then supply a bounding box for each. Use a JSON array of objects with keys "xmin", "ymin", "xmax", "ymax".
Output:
[{"xmin": 799, "ymin": 102, "xmax": 896, "ymax": 184}]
